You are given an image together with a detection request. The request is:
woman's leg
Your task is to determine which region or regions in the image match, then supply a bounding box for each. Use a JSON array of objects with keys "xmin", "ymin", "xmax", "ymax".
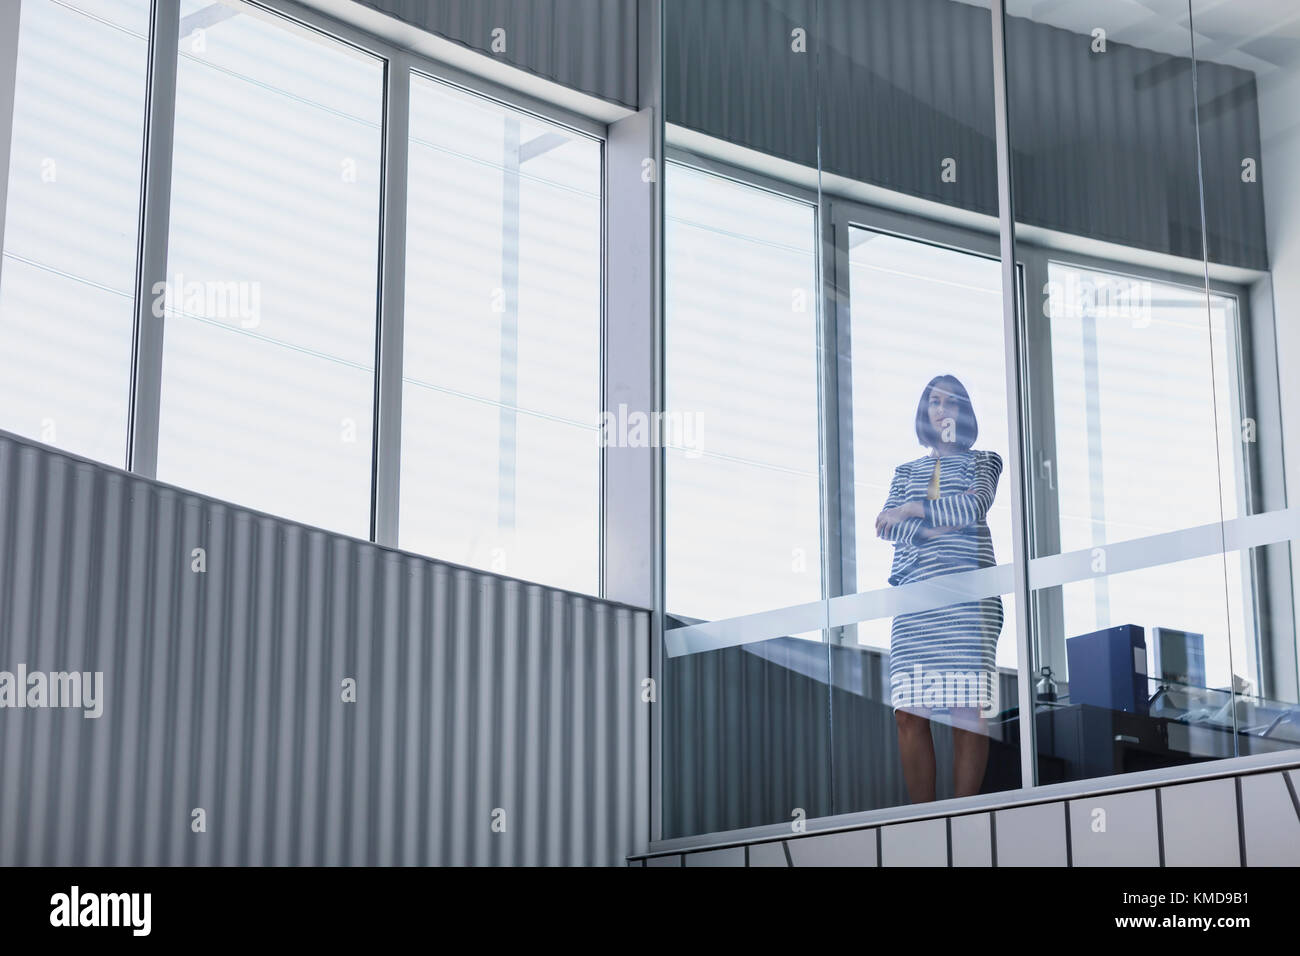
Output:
[
  {"xmin": 951, "ymin": 709, "xmax": 989, "ymax": 798},
  {"xmin": 895, "ymin": 708, "xmax": 936, "ymax": 804}
]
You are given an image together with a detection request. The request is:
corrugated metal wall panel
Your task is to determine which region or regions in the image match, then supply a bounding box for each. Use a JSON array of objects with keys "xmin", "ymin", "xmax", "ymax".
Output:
[{"xmin": 0, "ymin": 432, "xmax": 650, "ymax": 865}]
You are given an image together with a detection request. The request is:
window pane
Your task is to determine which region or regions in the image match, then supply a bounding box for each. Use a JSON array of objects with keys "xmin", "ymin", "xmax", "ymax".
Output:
[
  {"xmin": 399, "ymin": 74, "xmax": 602, "ymax": 594},
  {"xmin": 664, "ymin": 162, "xmax": 822, "ymax": 623},
  {"xmin": 1049, "ymin": 263, "xmax": 1240, "ymax": 548},
  {"xmin": 155, "ymin": 1, "xmax": 384, "ymax": 538},
  {"xmin": 660, "ymin": 12, "xmax": 830, "ymax": 834},
  {"xmin": 818, "ymin": 0, "xmax": 1017, "ymax": 818},
  {"xmin": 1007, "ymin": 2, "xmax": 1236, "ymax": 785},
  {"xmin": 846, "ymin": 229, "xmax": 1017, "ymax": 669},
  {"xmin": 0, "ymin": 0, "xmax": 149, "ymax": 465},
  {"xmin": 1047, "ymin": 262, "xmax": 1246, "ymax": 692}
]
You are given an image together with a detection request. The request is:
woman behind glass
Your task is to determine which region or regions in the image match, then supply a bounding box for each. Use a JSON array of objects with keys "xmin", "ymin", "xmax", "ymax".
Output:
[{"xmin": 875, "ymin": 374, "xmax": 1003, "ymax": 803}]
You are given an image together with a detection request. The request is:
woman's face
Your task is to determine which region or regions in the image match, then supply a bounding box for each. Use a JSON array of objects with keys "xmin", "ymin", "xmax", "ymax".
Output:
[{"xmin": 927, "ymin": 387, "xmax": 961, "ymax": 444}]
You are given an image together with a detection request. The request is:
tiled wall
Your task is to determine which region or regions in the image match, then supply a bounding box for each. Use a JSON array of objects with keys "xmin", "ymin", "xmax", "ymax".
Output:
[{"xmin": 633, "ymin": 766, "xmax": 1300, "ymax": 867}]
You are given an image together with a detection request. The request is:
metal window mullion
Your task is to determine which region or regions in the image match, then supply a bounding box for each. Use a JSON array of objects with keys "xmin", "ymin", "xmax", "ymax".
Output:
[
  {"xmin": 1019, "ymin": 249, "xmax": 1067, "ymax": 680},
  {"xmin": 1238, "ymin": 276, "xmax": 1299, "ymax": 700},
  {"xmin": 127, "ymin": 0, "xmax": 180, "ymax": 478},
  {"xmin": 598, "ymin": 0, "xmax": 659, "ymax": 842},
  {"xmin": 371, "ymin": 54, "xmax": 411, "ymax": 547},
  {"xmin": 1222, "ymin": 291, "xmax": 1266, "ymax": 692},
  {"xmin": 819, "ymin": 195, "xmax": 845, "ymax": 617},
  {"xmin": 990, "ymin": 0, "xmax": 1037, "ymax": 791},
  {"xmin": 829, "ymin": 205, "xmax": 858, "ymax": 634}
]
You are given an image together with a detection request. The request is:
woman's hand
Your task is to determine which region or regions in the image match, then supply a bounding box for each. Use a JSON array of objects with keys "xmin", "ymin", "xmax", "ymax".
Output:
[{"xmin": 875, "ymin": 499, "xmax": 924, "ymax": 537}]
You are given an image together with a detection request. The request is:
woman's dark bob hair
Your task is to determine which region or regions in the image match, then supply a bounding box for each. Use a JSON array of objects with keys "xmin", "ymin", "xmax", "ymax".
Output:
[{"xmin": 915, "ymin": 374, "xmax": 978, "ymax": 450}]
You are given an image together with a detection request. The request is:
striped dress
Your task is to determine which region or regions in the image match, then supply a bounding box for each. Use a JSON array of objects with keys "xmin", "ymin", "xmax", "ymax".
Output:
[{"xmin": 878, "ymin": 449, "xmax": 1003, "ymax": 713}]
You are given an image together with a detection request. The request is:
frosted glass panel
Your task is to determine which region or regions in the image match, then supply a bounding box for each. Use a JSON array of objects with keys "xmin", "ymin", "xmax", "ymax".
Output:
[
  {"xmin": 664, "ymin": 162, "xmax": 822, "ymax": 622},
  {"xmin": 156, "ymin": 1, "xmax": 384, "ymax": 538},
  {"xmin": 0, "ymin": 0, "xmax": 150, "ymax": 466},
  {"xmin": 399, "ymin": 73, "xmax": 602, "ymax": 594}
]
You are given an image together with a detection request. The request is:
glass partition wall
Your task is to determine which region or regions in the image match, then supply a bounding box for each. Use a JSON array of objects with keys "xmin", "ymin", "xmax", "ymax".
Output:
[
  {"xmin": 1006, "ymin": 1, "xmax": 1231, "ymax": 784},
  {"xmin": 660, "ymin": 0, "xmax": 1300, "ymax": 840},
  {"xmin": 1189, "ymin": 0, "xmax": 1300, "ymax": 753},
  {"xmin": 660, "ymin": 0, "xmax": 1025, "ymax": 837},
  {"xmin": 1008, "ymin": 0, "xmax": 1300, "ymax": 785},
  {"xmin": 661, "ymin": 0, "xmax": 833, "ymax": 837},
  {"xmin": 820, "ymin": 0, "xmax": 1026, "ymax": 819}
]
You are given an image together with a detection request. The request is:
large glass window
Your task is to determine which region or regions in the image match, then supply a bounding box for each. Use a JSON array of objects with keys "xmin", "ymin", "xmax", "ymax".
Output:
[
  {"xmin": 661, "ymin": 0, "xmax": 1019, "ymax": 837},
  {"xmin": 819, "ymin": 0, "xmax": 1018, "ymax": 820},
  {"xmin": 154, "ymin": 0, "xmax": 384, "ymax": 538},
  {"xmin": 1190, "ymin": 0, "xmax": 1300, "ymax": 757},
  {"xmin": 1043, "ymin": 261, "xmax": 1247, "ymax": 688},
  {"xmin": 399, "ymin": 73, "xmax": 602, "ymax": 594},
  {"xmin": 664, "ymin": 162, "xmax": 822, "ymax": 623},
  {"xmin": 1006, "ymin": 0, "xmax": 1275, "ymax": 784},
  {"xmin": 0, "ymin": 0, "xmax": 150, "ymax": 466},
  {"xmin": 661, "ymin": 113, "xmax": 830, "ymax": 836},
  {"xmin": 4, "ymin": 0, "xmax": 1298, "ymax": 850},
  {"xmin": 844, "ymin": 227, "xmax": 1016, "ymax": 665}
]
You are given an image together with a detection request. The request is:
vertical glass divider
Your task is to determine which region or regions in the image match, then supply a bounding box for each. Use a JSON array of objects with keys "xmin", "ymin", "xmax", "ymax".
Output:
[
  {"xmin": 811, "ymin": 0, "xmax": 838, "ymax": 815},
  {"xmin": 818, "ymin": 194, "xmax": 845, "ymax": 614},
  {"xmin": 127, "ymin": 0, "xmax": 180, "ymax": 478},
  {"xmin": 1187, "ymin": 7, "xmax": 1242, "ymax": 751},
  {"xmin": 372, "ymin": 54, "xmax": 411, "ymax": 547},
  {"xmin": 990, "ymin": 0, "xmax": 1038, "ymax": 789},
  {"xmin": 829, "ymin": 207, "xmax": 858, "ymax": 621},
  {"xmin": 645, "ymin": 0, "xmax": 665, "ymax": 849}
]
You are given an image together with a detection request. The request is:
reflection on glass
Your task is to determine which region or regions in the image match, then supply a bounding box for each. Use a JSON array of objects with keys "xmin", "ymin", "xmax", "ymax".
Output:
[
  {"xmin": 876, "ymin": 376, "xmax": 1004, "ymax": 802},
  {"xmin": 0, "ymin": 0, "xmax": 149, "ymax": 466},
  {"xmin": 399, "ymin": 73, "xmax": 602, "ymax": 595},
  {"xmin": 156, "ymin": 1, "xmax": 383, "ymax": 537}
]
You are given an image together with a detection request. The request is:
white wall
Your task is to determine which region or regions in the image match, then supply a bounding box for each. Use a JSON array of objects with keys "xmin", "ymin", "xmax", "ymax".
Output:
[{"xmin": 1255, "ymin": 60, "xmax": 1300, "ymax": 701}]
